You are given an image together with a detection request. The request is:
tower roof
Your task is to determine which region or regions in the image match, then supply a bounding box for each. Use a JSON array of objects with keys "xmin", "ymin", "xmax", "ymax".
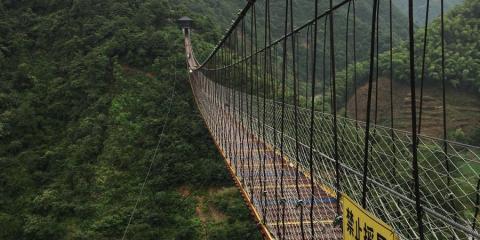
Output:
[{"xmin": 178, "ymin": 16, "xmax": 193, "ymax": 22}]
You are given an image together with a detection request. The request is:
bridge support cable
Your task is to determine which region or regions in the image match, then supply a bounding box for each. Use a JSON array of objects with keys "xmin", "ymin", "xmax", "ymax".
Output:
[
  {"xmin": 235, "ymin": 28, "xmax": 240, "ymax": 176},
  {"xmin": 283, "ymin": 0, "xmax": 306, "ymax": 238},
  {"xmin": 440, "ymin": 0, "xmax": 456, "ymax": 224},
  {"xmin": 245, "ymin": 9, "xmax": 255, "ymax": 201},
  {"xmin": 222, "ymin": 48, "xmax": 227, "ymax": 161},
  {"xmin": 366, "ymin": 0, "xmax": 380, "ymax": 205},
  {"xmin": 230, "ymin": 35, "xmax": 235, "ymax": 170},
  {"xmin": 408, "ymin": 0, "xmax": 425, "ymax": 239},
  {"xmin": 388, "ymin": 0, "xmax": 397, "ymax": 181},
  {"xmin": 289, "ymin": 2, "xmax": 305, "ymax": 238},
  {"xmin": 228, "ymin": 37, "xmax": 233, "ymax": 167},
  {"xmin": 249, "ymin": 4, "xmax": 257, "ymax": 204},
  {"xmin": 280, "ymin": 0, "xmax": 291, "ymax": 238},
  {"xmin": 213, "ymin": 55, "xmax": 218, "ymax": 143},
  {"xmin": 231, "ymin": 30, "xmax": 236, "ymax": 173},
  {"xmin": 240, "ymin": 19, "xmax": 246, "ymax": 188},
  {"xmin": 309, "ymin": 0, "xmax": 319, "ymax": 238},
  {"xmin": 261, "ymin": 0, "xmax": 271, "ymax": 226},
  {"xmin": 238, "ymin": 24, "xmax": 244, "ymax": 179},
  {"xmin": 360, "ymin": 0, "xmax": 378, "ymax": 209},
  {"xmin": 322, "ymin": 18, "xmax": 327, "ymax": 114},
  {"xmin": 329, "ymin": 0, "xmax": 341, "ymax": 216},
  {"xmin": 344, "ymin": 1, "xmax": 351, "ymax": 120},
  {"xmin": 252, "ymin": 3, "xmax": 262, "ymax": 223},
  {"xmin": 304, "ymin": 25, "xmax": 310, "ymax": 109},
  {"xmin": 418, "ymin": 0, "xmax": 430, "ymax": 135},
  {"xmin": 352, "ymin": 0, "xmax": 359, "ymax": 145}
]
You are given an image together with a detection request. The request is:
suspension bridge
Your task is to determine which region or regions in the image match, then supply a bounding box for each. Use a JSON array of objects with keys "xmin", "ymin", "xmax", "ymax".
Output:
[{"xmin": 179, "ymin": 0, "xmax": 480, "ymax": 239}]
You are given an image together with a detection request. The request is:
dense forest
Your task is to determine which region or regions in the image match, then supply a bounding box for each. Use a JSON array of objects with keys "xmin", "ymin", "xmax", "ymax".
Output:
[
  {"xmin": 393, "ymin": 0, "xmax": 464, "ymax": 24},
  {"xmin": 0, "ymin": 0, "xmax": 478, "ymax": 239},
  {"xmin": 339, "ymin": 0, "xmax": 480, "ymax": 144},
  {"xmin": 0, "ymin": 0, "xmax": 261, "ymax": 239}
]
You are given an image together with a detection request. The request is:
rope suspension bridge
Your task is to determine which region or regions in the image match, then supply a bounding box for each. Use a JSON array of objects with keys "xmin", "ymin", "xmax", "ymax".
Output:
[{"xmin": 179, "ymin": 0, "xmax": 480, "ymax": 239}]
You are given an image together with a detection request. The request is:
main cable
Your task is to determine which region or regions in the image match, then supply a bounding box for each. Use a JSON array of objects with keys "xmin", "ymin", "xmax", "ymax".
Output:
[
  {"xmin": 309, "ymin": 0, "xmax": 319, "ymax": 237},
  {"xmin": 418, "ymin": 0, "xmax": 430, "ymax": 134},
  {"xmin": 408, "ymin": 0, "xmax": 425, "ymax": 238},
  {"xmin": 280, "ymin": 0, "xmax": 290, "ymax": 237},
  {"xmin": 361, "ymin": 0, "xmax": 379, "ymax": 208}
]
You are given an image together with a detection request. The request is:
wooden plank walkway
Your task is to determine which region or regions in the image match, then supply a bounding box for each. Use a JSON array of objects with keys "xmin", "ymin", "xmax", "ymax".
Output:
[
  {"xmin": 185, "ymin": 30, "xmax": 342, "ymax": 240},
  {"xmin": 210, "ymin": 111, "xmax": 342, "ymax": 240}
]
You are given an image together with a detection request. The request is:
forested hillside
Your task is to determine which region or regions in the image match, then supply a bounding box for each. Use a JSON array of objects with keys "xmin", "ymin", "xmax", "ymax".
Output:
[
  {"xmin": 0, "ymin": 1, "xmax": 261, "ymax": 239},
  {"xmin": 0, "ymin": 0, "xmax": 478, "ymax": 239},
  {"xmin": 181, "ymin": 0, "xmax": 409, "ymax": 69},
  {"xmin": 393, "ymin": 0, "xmax": 464, "ymax": 24},
  {"xmin": 342, "ymin": 0, "xmax": 480, "ymax": 144}
]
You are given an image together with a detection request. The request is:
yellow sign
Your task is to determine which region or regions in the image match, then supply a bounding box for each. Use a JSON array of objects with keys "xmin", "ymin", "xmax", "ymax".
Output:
[{"xmin": 342, "ymin": 194, "xmax": 398, "ymax": 240}]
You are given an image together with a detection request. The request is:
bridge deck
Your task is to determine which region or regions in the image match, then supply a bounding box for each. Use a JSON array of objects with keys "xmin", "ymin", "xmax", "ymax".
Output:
[{"xmin": 191, "ymin": 79, "xmax": 342, "ymax": 239}]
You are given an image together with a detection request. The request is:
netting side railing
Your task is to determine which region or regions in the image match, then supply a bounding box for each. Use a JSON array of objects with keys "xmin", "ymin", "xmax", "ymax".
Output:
[{"xmin": 197, "ymin": 79, "xmax": 480, "ymax": 239}]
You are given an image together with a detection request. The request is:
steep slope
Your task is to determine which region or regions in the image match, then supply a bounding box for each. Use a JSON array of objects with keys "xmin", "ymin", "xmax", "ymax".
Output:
[
  {"xmin": 0, "ymin": 0, "xmax": 261, "ymax": 239},
  {"xmin": 177, "ymin": 0, "xmax": 409, "ymax": 69},
  {"xmin": 343, "ymin": 0, "xmax": 480, "ymax": 145},
  {"xmin": 346, "ymin": 78, "xmax": 480, "ymax": 140},
  {"xmin": 393, "ymin": 0, "xmax": 465, "ymax": 24}
]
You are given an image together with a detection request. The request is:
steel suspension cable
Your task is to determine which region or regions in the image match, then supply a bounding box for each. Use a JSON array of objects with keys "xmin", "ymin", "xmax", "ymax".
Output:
[
  {"xmin": 441, "ymin": 0, "xmax": 450, "ymax": 188},
  {"xmin": 389, "ymin": 0, "xmax": 397, "ymax": 179},
  {"xmin": 368, "ymin": 0, "xmax": 380, "ymax": 193},
  {"xmin": 322, "ymin": 18, "xmax": 327, "ymax": 113},
  {"xmin": 224, "ymin": 47, "xmax": 229, "ymax": 154},
  {"xmin": 361, "ymin": 0, "xmax": 379, "ymax": 208},
  {"xmin": 262, "ymin": 0, "xmax": 271, "ymax": 225},
  {"xmin": 440, "ymin": 0, "xmax": 456, "ymax": 225},
  {"xmin": 229, "ymin": 36, "xmax": 234, "ymax": 167},
  {"xmin": 214, "ymin": 56, "xmax": 218, "ymax": 139},
  {"xmin": 252, "ymin": 3, "xmax": 262, "ymax": 220},
  {"xmin": 272, "ymin": 44, "xmax": 280, "ymax": 237},
  {"xmin": 345, "ymin": 1, "xmax": 351, "ymax": 119},
  {"xmin": 408, "ymin": 0, "xmax": 425, "ymax": 238},
  {"xmin": 250, "ymin": 5, "xmax": 255, "ymax": 199},
  {"xmin": 247, "ymin": 4, "xmax": 254, "ymax": 200},
  {"xmin": 305, "ymin": 25, "xmax": 310, "ymax": 109},
  {"xmin": 280, "ymin": 0, "xmax": 290, "ymax": 237},
  {"xmin": 343, "ymin": 1, "xmax": 352, "ymax": 178},
  {"xmin": 374, "ymin": 0, "xmax": 380, "ymax": 129},
  {"xmin": 289, "ymin": 0, "xmax": 305, "ymax": 238},
  {"xmin": 353, "ymin": 0, "xmax": 359, "ymax": 142},
  {"xmin": 240, "ymin": 19, "xmax": 246, "ymax": 185},
  {"xmin": 220, "ymin": 47, "xmax": 227, "ymax": 152},
  {"xmin": 329, "ymin": 0, "xmax": 341, "ymax": 215},
  {"xmin": 234, "ymin": 28, "xmax": 240, "ymax": 174},
  {"xmin": 418, "ymin": 0, "xmax": 430, "ymax": 134},
  {"xmin": 309, "ymin": 0, "xmax": 319, "ymax": 237}
]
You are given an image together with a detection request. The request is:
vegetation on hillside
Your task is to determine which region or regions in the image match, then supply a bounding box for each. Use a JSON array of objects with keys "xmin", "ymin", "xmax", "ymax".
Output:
[
  {"xmin": 393, "ymin": 0, "xmax": 465, "ymax": 24},
  {"xmin": 338, "ymin": 0, "xmax": 480, "ymax": 144},
  {"xmin": 0, "ymin": 0, "xmax": 261, "ymax": 239}
]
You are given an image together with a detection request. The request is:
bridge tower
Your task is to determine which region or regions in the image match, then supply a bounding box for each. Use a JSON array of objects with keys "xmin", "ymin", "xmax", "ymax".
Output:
[{"xmin": 177, "ymin": 16, "xmax": 193, "ymax": 36}]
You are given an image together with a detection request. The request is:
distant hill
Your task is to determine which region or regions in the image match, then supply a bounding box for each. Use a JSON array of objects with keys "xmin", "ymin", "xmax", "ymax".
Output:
[
  {"xmin": 346, "ymin": 77, "xmax": 480, "ymax": 140},
  {"xmin": 0, "ymin": 0, "xmax": 262, "ymax": 239},
  {"xmin": 181, "ymin": 0, "xmax": 410, "ymax": 70},
  {"xmin": 343, "ymin": 0, "xmax": 480, "ymax": 145},
  {"xmin": 393, "ymin": 0, "xmax": 465, "ymax": 24}
]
